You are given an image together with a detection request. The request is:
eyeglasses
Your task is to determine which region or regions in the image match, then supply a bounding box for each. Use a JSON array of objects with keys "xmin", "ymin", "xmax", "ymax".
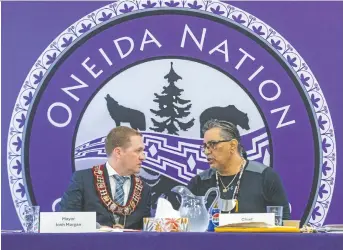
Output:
[{"xmin": 201, "ymin": 140, "xmax": 232, "ymax": 152}]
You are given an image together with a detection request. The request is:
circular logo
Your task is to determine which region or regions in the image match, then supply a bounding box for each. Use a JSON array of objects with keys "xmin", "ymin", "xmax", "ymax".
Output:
[
  {"xmin": 211, "ymin": 212, "xmax": 220, "ymax": 225},
  {"xmin": 7, "ymin": 0, "xmax": 336, "ymax": 228}
]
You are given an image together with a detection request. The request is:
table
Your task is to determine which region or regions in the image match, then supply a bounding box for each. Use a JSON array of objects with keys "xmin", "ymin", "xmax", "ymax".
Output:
[{"xmin": 2, "ymin": 232, "xmax": 343, "ymax": 250}]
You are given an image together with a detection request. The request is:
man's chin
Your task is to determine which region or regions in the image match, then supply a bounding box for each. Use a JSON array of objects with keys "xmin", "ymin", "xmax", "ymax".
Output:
[
  {"xmin": 134, "ymin": 166, "xmax": 141, "ymax": 175},
  {"xmin": 210, "ymin": 163, "xmax": 222, "ymax": 171},
  {"xmin": 209, "ymin": 163, "xmax": 218, "ymax": 169}
]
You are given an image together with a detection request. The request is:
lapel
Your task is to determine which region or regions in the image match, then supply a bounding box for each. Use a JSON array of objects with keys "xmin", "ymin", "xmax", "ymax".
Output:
[
  {"xmin": 127, "ymin": 175, "xmax": 135, "ymax": 200},
  {"xmin": 103, "ymin": 164, "xmax": 113, "ymax": 198}
]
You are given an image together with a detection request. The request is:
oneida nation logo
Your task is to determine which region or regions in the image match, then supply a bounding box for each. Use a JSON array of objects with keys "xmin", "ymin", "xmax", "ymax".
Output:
[{"xmin": 7, "ymin": 0, "xmax": 336, "ymax": 228}]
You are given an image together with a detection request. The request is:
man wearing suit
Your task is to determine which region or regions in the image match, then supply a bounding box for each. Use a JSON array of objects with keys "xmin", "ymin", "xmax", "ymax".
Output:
[{"xmin": 60, "ymin": 126, "xmax": 151, "ymax": 229}]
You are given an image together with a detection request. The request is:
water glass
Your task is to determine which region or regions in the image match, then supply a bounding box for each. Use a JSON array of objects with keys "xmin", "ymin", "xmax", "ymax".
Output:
[
  {"xmin": 23, "ymin": 206, "xmax": 40, "ymax": 233},
  {"xmin": 267, "ymin": 206, "xmax": 283, "ymax": 226}
]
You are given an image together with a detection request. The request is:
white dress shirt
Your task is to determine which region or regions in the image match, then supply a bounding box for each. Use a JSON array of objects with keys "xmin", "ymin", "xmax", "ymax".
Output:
[{"xmin": 106, "ymin": 162, "xmax": 131, "ymax": 205}]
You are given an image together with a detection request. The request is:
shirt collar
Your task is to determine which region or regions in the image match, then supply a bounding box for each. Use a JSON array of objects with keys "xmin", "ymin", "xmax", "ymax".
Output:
[{"xmin": 106, "ymin": 162, "xmax": 130, "ymax": 178}]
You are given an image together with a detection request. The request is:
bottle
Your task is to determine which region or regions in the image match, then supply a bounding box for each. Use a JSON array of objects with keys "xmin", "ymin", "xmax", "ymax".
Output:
[{"xmin": 207, "ymin": 203, "xmax": 220, "ymax": 232}]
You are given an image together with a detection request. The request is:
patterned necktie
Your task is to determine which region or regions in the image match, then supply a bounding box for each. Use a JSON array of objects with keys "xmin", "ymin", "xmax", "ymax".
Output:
[{"xmin": 113, "ymin": 175, "xmax": 130, "ymax": 205}]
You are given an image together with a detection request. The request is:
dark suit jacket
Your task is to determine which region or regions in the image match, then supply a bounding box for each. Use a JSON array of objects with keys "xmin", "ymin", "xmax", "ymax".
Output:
[{"xmin": 59, "ymin": 166, "xmax": 152, "ymax": 229}]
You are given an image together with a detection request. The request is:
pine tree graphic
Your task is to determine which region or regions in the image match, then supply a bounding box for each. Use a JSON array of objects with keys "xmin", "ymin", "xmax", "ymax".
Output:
[{"xmin": 150, "ymin": 62, "xmax": 195, "ymax": 135}]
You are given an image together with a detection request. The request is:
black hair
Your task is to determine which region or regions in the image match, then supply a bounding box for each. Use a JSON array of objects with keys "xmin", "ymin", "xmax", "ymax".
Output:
[{"xmin": 202, "ymin": 119, "xmax": 248, "ymax": 159}]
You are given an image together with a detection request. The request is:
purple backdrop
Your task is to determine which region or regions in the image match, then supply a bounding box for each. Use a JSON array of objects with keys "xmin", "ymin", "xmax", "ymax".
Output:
[{"xmin": 2, "ymin": 1, "xmax": 342, "ymax": 229}]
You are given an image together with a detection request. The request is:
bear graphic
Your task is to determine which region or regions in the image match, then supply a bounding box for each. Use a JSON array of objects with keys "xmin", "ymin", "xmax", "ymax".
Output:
[
  {"xmin": 105, "ymin": 94, "xmax": 146, "ymax": 131},
  {"xmin": 139, "ymin": 168, "xmax": 182, "ymax": 212},
  {"xmin": 199, "ymin": 105, "xmax": 250, "ymax": 137}
]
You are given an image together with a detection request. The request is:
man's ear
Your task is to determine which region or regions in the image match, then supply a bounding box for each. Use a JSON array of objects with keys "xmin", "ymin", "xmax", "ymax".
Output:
[
  {"xmin": 230, "ymin": 139, "xmax": 239, "ymax": 152},
  {"xmin": 113, "ymin": 147, "xmax": 122, "ymax": 158}
]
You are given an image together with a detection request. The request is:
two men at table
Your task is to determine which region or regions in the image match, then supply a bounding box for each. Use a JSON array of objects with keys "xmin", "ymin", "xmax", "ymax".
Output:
[{"xmin": 60, "ymin": 121, "xmax": 290, "ymax": 229}]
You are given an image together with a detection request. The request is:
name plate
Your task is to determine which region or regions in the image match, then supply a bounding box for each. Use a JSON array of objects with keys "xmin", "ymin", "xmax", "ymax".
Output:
[
  {"xmin": 40, "ymin": 212, "xmax": 96, "ymax": 233},
  {"xmin": 219, "ymin": 213, "xmax": 275, "ymax": 226}
]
